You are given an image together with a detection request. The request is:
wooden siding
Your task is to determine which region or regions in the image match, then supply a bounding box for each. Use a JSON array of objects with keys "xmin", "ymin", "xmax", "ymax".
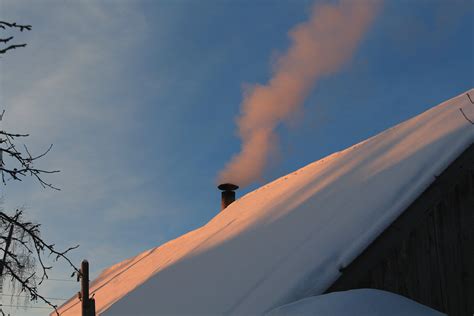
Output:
[{"xmin": 325, "ymin": 144, "xmax": 474, "ymax": 316}]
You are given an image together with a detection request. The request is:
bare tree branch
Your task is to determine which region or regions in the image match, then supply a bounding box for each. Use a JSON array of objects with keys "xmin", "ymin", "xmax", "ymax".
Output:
[
  {"xmin": 0, "ymin": 44, "xmax": 26, "ymax": 55},
  {"xmin": 0, "ymin": 37, "xmax": 13, "ymax": 44},
  {"xmin": 0, "ymin": 22, "xmax": 32, "ymax": 32},
  {"xmin": 0, "ymin": 210, "xmax": 79, "ymax": 315},
  {"xmin": 0, "ymin": 21, "xmax": 31, "ymax": 56},
  {"xmin": 0, "ymin": 125, "xmax": 60, "ymax": 190},
  {"xmin": 0, "ymin": 20, "xmax": 78, "ymax": 316}
]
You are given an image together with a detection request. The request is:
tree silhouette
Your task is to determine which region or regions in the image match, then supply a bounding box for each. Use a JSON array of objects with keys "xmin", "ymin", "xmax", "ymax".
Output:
[{"xmin": 0, "ymin": 20, "xmax": 79, "ymax": 316}]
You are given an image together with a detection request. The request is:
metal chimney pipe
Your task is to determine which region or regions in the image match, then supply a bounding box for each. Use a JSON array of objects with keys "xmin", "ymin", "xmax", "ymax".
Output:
[{"xmin": 218, "ymin": 183, "xmax": 239, "ymax": 210}]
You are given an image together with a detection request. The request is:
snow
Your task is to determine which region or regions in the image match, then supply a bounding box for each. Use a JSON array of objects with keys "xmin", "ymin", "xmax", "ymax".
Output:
[
  {"xmin": 56, "ymin": 89, "xmax": 474, "ymax": 316},
  {"xmin": 266, "ymin": 289, "xmax": 446, "ymax": 316}
]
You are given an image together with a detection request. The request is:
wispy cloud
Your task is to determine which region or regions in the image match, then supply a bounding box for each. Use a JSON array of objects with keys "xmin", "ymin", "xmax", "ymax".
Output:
[{"xmin": 0, "ymin": 2, "xmax": 163, "ymax": 314}]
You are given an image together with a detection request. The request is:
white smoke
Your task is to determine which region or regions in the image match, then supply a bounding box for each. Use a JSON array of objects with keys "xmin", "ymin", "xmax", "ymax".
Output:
[{"xmin": 218, "ymin": 0, "xmax": 380, "ymax": 187}]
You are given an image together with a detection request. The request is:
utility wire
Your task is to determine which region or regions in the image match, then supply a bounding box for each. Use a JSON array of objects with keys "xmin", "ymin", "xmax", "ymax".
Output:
[
  {"xmin": 0, "ymin": 293, "xmax": 67, "ymax": 301},
  {"xmin": 0, "ymin": 304, "xmax": 53, "ymax": 309},
  {"xmin": 43, "ymin": 278, "xmax": 76, "ymax": 282},
  {"xmin": 59, "ymin": 247, "xmax": 161, "ymax": 314}
]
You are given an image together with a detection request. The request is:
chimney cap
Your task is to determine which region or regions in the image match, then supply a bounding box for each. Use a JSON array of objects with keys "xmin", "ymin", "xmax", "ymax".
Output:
[{"xmin": 218, "ymin": 183, "xmax": 239, "ymax": 191}]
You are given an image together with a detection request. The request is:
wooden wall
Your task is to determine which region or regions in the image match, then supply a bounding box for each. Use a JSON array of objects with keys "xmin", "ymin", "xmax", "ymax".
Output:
[{"xmin": 325, "ymin": 144, "xmax": 474, "ymax": 316}]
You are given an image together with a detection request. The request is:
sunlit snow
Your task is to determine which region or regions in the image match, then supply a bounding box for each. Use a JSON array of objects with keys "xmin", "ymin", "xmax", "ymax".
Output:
[
  {"xmin": 57, "ymin": 89, "xmax": 474, "ymax": 315},
  {"xmin": 266, "ymin": 289, "xmax": 446, "ymax": 316}
]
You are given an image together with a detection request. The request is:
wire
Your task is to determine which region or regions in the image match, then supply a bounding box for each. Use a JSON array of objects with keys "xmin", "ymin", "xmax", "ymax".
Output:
[
  {"xmin": 43, "ymin": 278, "xmax": 76, "ymax": 282},
  {"xmin": 0, "ymin": 293, "xmax": 67, "ymax": 301},
  {"xmin": 59, "ymin": 246, "xmax": 161, "ymax": 314},
  {"xmin": 0, "ymin": 304, "xmax": 53, "ymax": 309}
]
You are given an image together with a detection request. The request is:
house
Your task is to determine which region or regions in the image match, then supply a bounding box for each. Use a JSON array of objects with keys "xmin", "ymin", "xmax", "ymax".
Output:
[
  {"xmin": 56, "ymin": 89, "xmax": 474, "ymax": 316},
  {"xmin": 324, "ymin": 136, "xmax": 473, "ymax": 315}
]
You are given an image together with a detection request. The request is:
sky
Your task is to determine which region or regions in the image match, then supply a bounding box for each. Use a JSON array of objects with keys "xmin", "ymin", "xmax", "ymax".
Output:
[{"xmin": 0, "ymin": 0, "xmax": 472, "ymax": 315}]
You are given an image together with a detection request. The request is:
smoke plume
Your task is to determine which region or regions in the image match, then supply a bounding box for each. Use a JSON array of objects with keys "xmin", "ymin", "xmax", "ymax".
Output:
[{"xmin": 218, "ymin": 0, "xmax": 380, "ymax": 187}]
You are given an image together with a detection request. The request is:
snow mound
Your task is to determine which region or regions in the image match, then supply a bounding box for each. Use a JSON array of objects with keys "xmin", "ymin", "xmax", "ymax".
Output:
[
  {"xmin": 266, "ymin": 289, "xmax": 446, "ymax": 316},
  {"xmin": 56, "ymin": 89, "xmax": 474, "ymax": 316}
]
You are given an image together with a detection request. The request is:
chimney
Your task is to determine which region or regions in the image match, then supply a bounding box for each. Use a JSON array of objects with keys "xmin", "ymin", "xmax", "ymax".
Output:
[{"xmin": 218, "ymin": 183, "xmax": 239, "ymax": 210}]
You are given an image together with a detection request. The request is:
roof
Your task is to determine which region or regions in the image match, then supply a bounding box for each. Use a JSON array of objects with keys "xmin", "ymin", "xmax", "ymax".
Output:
[{"xmin": 57, "ymin": 89, "xmax": 474, "ymax": 315}]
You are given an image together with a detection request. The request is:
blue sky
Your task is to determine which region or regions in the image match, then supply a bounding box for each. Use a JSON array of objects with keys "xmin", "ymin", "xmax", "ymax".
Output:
[{"xmin": 0, "ymin": 0, "xmax": 472, "ymax": 314}]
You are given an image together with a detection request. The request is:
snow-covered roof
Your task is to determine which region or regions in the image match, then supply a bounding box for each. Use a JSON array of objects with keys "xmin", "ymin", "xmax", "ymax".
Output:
[
  {"xmin": 57, "ymin": 89, "xmax": 474, "ymax": 315},
  {"xmin": 266, "ymin": 289, "xmax": 446, "ymax": 316}
]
